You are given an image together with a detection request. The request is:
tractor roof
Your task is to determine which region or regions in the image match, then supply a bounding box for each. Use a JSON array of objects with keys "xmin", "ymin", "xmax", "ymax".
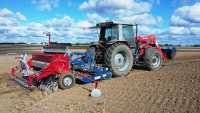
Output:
[{"xmin": 96, "ymin": 21, "xmax": 135, "ymax": 28}]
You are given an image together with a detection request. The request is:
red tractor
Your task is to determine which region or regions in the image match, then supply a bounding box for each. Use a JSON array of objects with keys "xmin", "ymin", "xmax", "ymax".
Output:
[
  {"xmin": 88, "ymin": 22, "xmax": 176, "ymax": 76},
  {"xmin": 10, "ymin": 22, "xmax": 176, "ymax": 91}
]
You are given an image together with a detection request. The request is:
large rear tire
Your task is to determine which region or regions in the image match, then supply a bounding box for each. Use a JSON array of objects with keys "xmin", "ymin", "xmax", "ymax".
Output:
[
  {"xmin": 58, "ymin": 73, "xmax": 75, "ymax": 89},
  {"xmin": 104, "ymin": 43, "xmax": 133, "ymax": 77}
]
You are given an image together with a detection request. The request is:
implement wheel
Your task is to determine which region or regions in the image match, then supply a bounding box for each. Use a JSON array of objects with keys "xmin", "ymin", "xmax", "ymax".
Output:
[{"xmin": 58, "ymin": 73, "xmax": 75, "ymax": 89}]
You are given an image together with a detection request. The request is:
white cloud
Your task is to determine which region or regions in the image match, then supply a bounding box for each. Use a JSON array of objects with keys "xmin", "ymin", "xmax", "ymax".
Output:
[
  {"xmin": 139, "ymin": 25, "xmax": 163, "ymax": 35},
  {"xmin": 0, "ymin": 8, "xmax": 13, "ymax": 17},
  {"xmin": 163, "ymin": 2, "xmax": 200, "ymax": 45},
  {"xmin": 171, "ymin": 2, "xmax": 200, "ymax": 26},
  {"xmin": 79, "ymin": 0, "xmax": 163, "ymax": 36},
  {"xmin": 7, "ymin": 26, "xmax": 27, "ymax": 37},
  {"xmin": 16, "ymin": 12, "xmax": 27, "ymax": 21},
  {"xmin": 45, "ymin": 16, "xmax": 73, "ymax": 28},
  {"xmin": 190, "ymin": 27, "xmax": 200, "ymax": 35},
  {"xmin": 115, "ymin": 13, "xmax": 162, "ymax": 27},
  {"xmin": 0, "ymin": 8, "xmax": 39, "ymax": 43},
  {"xmin": 32, "ymin": 0, "xmax": 60, "ymax": 11},
  {"xmin": 184, "ymin": 3, "xmax": 200, "ymax": 22},
  {"xmin": 76, "ymin": 20, "xmax": 92, "ymax": 28},
  {"xmin": 0, "ymin": 7, "xmax": 164, "ymax": 44},
  {"xmin": 80, "ymin": 0, "xmax": 134, "ymax": 10},
  {"xmin": 170, "ymin": 15, "xmax": 189, "ymax": 26},
  {"xmin": 0, "ymin": 8, "xmax": 104, "ymax": 43},
  {"xmin": 80, "ymin": 0, "xmax": 151, "ymax": 14},
  {"xmin": 0, "ymin": 17, "xmax": 18, "ymax": 26},
  {"xmin": 169, "ymin": 26, "xmax": 190, "ymax": 35},
  {"xmin": 27, "ymin": 22, "xmax": 46, "ymax": 35},
  {"xmin": 86, "ymin": 13, "xmax": 108, "ymax": 24}
]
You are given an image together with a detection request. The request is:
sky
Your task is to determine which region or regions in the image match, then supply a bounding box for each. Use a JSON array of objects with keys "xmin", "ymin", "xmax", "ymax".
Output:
[{"xmin": 0, "ymin": 0, "xmax": 200, "ymax": 45}]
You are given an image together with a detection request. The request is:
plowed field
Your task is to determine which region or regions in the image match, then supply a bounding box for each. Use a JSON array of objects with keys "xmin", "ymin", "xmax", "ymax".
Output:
[{"xmin": 0, "ymin": 50, "xmax": 200, "ymax": 113}]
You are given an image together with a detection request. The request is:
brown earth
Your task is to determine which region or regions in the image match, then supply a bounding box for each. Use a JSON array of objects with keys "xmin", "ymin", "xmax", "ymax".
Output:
[{"xmin": 0, "ymin": 50, "xmax": 200, "ymax": 113}]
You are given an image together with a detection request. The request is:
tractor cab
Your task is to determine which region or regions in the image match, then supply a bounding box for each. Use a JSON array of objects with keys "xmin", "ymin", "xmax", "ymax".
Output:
[{"xmin": 96, "ymin": 22, "xmax": 137, "ymax": 47}]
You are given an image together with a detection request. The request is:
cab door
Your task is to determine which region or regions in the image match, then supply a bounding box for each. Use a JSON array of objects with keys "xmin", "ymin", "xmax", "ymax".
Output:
[
  {"xmin": 122, "ymin": 24, "xmax": 137, "ymax": 56},
  {"xmin": 122, "ymin": 25, "xmax": 136, "ymax": 47}
]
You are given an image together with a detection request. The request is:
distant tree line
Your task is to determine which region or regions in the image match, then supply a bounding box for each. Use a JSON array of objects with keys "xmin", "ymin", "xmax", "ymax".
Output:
[{"xmin": 191, "ymin": 45, "xmax": 200, "ymax": 47}]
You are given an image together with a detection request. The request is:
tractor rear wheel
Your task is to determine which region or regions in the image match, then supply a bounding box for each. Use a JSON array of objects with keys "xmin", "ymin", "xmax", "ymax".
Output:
[
  {"xmin": 104, "ymin": 43, "xmax": 133, "ymax": 77},
  {"xmin": 58, "ymin": 73, "xmax": 75, "ymax": 89},
  {"xmin": 145, "ymin": 49, "xmax": 162, "ymax": 70}
]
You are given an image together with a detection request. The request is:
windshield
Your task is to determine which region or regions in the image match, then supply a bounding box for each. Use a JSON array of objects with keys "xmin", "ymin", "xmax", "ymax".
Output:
[{"xmin": 103, "ymin": 25, "xmax": 118, "ymax": 41}]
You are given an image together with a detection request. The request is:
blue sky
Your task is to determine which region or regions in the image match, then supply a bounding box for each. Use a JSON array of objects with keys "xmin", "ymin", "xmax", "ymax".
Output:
[{"xmin": 0, "ymin": 0, "xmax": 200, "ymax": 45}]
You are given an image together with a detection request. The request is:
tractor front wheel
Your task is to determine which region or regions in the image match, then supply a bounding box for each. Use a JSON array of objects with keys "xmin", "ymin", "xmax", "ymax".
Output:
[
  {"xmin": 145, "ymin": 49, "xmax": 162, "ymax": 70},
  {"xmin": 104, "ymin": 43, "xmax": 133, "ymax": 77},
  {"xmin": 58, "ymin": 73, "xmax": 75, "ymax": 89}
]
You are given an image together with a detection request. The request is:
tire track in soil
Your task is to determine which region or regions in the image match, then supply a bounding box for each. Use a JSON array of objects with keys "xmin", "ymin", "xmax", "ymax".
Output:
[
  {"xmin": 156, "ymin": 61, "xmax": 199, "ymax": 113},
  {"xmin": 0, "ymin": 89, "xmax": 22, "ymax": 96},
  {"xmin": 148, "ymin": 70, "xmax": 174, "ymax": 112},
  {"xmin": 145, "ymin": 92, "xmax": 164, "ymax": 113},
  {"xmin": 170, "ymin": 95, "xmax": 179, "ymax": 112},
  {"xmin": 133, "ymin": 92, "xmax": 150, "ymax": 111},
  {"xmin": 176, "ymin": 96, "xmax": 189, "ymax": 113},
  {"xmin": 175, "ymin": 96, "xmax": 183, "ymax": 113},
  {"xmin": 140, "ymin": 91, "xmax": 158, "ymax": 113},
  {"xmin": 147, "ymin": 88, "xmax": 169, "ymax": 113},
  {"xmin": 16, "ymin": 91, "xmax": 61, "ymax": 113}
]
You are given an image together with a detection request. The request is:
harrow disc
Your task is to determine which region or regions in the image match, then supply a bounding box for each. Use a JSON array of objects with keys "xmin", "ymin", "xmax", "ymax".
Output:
[{"xmin": 38, "ymin": 76, "xmax": 58, "ymax": 93}]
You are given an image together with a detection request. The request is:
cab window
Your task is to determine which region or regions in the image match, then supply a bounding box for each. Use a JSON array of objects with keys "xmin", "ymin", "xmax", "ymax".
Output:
[
  {"xmin": 122, "ymin": 25, "xmax": 134, "ymax": 43},
  {"xmin": 105, "ymin": 25, "xmax": 118, "ymax": 41}
]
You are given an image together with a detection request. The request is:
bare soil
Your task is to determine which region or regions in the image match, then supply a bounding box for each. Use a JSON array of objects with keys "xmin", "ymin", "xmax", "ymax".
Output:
[{"xmin": 0, "ymin": 49, "xmax": 200, "ymax": 113}]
